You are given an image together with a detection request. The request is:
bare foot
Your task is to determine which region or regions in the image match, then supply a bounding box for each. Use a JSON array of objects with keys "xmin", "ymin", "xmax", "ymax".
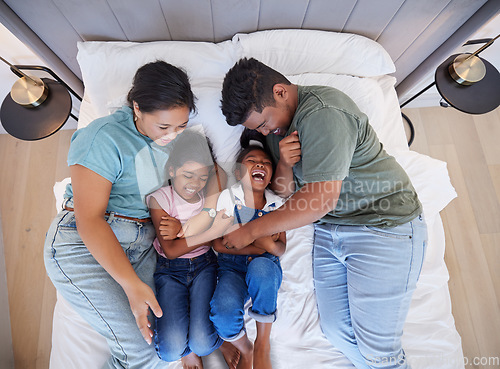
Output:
[
  {"xmin": 219, "ymin": 341, "xmax": 240, "ymax": 369},
  {"xmin": 181, "ymin": 352, "xmax": 203, "ymax": 369},
  {"xmin": 254, "ymin": 340, "xmax": 272, "ymax": 369},
  {"xmin": 229, "ymin": 335, "xmax": 253, "ymax": 369}
]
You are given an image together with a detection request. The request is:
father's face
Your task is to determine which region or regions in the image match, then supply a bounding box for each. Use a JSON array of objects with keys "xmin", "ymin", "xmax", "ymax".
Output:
[{"xmin": 243, "ymin": 100, "xmax": 293, "ymax": 136}]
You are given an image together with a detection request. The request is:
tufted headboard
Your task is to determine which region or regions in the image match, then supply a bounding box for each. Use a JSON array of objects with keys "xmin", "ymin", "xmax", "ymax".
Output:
[{"xmin": 0, "ymin": 0, "xmax": 499, "ymax": 100}]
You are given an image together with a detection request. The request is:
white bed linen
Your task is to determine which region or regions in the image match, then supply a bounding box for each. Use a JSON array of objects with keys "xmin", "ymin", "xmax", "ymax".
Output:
[{"xmin": 49, "ymin": 30, "xmax": 463, "ymax": 369}]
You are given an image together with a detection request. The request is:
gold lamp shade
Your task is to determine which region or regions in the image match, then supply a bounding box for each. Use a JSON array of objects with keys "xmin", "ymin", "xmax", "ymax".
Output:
[
  {"xmin": 448, "ymin": 54, "xmax": 487, "ymax": 85},
  {"xmin": 10, "ymin": 75, "xmax": 49, "ymax": 107}
]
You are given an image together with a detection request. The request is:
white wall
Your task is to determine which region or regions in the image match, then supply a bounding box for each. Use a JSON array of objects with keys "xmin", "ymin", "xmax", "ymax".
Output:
[
  {"xmin": 0, "ymin": 22, "xmax": 78, "ymax": 135},
  {"xmin": 401, "ymin": 14, "xmax": 500, "ymax": 108}
]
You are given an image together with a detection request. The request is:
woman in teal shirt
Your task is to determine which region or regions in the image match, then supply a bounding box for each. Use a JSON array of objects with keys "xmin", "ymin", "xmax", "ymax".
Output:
[{"xmin": 44, "ymin": 61, "xmax": 224, "ymax": 368}]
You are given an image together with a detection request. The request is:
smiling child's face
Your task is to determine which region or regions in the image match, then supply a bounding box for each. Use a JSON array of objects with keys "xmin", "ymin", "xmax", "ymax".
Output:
[
  {"xmin": 170, "ymin": 161, "xmax": 209, "ymax": 203},
  {"xmin": 236, "ymin": 149, "xmax": 273, "ymax": 192}
]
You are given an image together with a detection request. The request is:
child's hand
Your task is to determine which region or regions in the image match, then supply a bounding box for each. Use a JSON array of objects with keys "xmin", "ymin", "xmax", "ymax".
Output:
[
  {"xmin": 254, "ymin": 235, "xmax": 286, "ymax": 257},
  {"xmin": 278, "ymin": 131, "xmax": 301, "ymax": 168},
  {"xmin": 159, "ymin": 216, "xmax": 182, "ymax": 240},
  {"xmin": 271, "ymin": 232, "xmax": 281, "ymax": 242}
]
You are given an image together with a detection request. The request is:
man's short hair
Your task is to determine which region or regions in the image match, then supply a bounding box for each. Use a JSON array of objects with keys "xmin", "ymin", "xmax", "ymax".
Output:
[{"xmin": 220, "ymin": 58, "xmax": 291, "ymax": 126}]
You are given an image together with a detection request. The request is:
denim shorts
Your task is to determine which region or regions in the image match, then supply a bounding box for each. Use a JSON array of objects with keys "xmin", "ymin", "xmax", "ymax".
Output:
[{"xmin": 210, "ymin": 252, "xmax": 282, "ymax": 341}]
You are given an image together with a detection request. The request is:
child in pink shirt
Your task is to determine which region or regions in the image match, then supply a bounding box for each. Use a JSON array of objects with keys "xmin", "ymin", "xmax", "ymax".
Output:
[{"xmin": 147, "ymin": 129, "xmax": 239, "ymax": 369}]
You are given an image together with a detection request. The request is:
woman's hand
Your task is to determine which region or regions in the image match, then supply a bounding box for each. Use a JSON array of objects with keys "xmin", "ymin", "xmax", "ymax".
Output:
[
  {"xmin": 123, "ymin": 280, "xmax": 163, "ymax": 345},
  {"xmin": 209, "ymin": 210, "xmax": 234, "ymax": 237},
  {"xmin": 177, "ymin": 211, "xmax": 214, "ymax": 238},
  {"xmin": 159, "ymin": 216, "xmax": 183, "ymax": 240}
]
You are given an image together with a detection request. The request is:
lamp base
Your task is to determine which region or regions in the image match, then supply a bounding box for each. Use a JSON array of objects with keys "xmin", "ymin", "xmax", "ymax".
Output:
[
  {"xmin": 1, "ymin": 78, "xmax": 72, "ymax": 141},
  {"xmin": 435, "ymin": 54, "xmax": 500, "ymax": 115}
]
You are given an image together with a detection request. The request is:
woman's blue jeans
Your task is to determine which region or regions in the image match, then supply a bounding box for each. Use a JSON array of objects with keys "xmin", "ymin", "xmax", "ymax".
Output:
[
  {"xmin": 154, "ymin": 249, "xmax": 223, "ymax": 361},
  {"xmin": 210, "ymin": 252, "xmax": 282, "ymax": 341},
  {"xmin": 313, "ymin": 214, "xmax": 427, "ymax": 369},
  {"xmin": 44, "ymin": 209, "xmax": 168, "ymax": 369}
]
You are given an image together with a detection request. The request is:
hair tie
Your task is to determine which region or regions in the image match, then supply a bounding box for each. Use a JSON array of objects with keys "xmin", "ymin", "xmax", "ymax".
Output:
[{"xmin": 248, "ymin": 139, "xmax": 264, "ymax": 149}]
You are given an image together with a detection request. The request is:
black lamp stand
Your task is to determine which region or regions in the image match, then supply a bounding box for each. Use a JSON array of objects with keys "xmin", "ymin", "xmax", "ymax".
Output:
[{"xmin": 0, "ymin": 65, "xmax": 82, "ymax": 141}]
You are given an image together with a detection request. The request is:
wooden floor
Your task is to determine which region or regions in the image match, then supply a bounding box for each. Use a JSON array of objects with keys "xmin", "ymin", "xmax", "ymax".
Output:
[{"xmin": 1, "ymin": 105, "xmax": 499, "ymax": 369}]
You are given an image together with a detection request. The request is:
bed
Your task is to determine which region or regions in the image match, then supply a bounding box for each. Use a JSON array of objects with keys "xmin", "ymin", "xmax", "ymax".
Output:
[{"xmin": 46, "ymin": 29, "xmax": 462, "ymax": 369}]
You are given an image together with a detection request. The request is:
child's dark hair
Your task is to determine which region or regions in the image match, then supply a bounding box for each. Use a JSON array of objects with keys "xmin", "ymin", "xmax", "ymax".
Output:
[
  {"xmin": 166, "ymin": 129, "xmax": 215, "ymax": 172},
  {"xmin": 235, "ymin": 128, "xmax": 275, "ymax": 172},
  {"xmin": 127, "ymin": 60, "xmax": 196, "ymax": 113},
  {"xmin": 221, "ymin": 58, "xmax": 291, "ymax": 127}
]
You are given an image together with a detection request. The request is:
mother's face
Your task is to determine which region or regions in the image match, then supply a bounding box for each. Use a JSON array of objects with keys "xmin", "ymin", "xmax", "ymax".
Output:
[{"xmin": 133, "ymin": 103, "xmax": 190, "ymax": 146}]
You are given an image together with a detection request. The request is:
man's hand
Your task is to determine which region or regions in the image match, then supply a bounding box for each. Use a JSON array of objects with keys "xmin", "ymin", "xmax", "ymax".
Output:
[
  {"xmin": 272, "ymin": 131, "xmax": 300, "ymax": 197},
  {"xmin": 123, "ymin": 280, "xmax": 163, "ymax": 345},
  {"xmin": 278, "ymin": 130, "xmax": 301, "ymax": 168},
  {"xmin": 222, "ymin": 223, "xmax": 254, "ymax": 250}
]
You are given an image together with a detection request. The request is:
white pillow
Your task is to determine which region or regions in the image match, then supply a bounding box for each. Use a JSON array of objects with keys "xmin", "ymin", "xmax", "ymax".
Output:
[
  {"xmin": 76, "ymin": 40, "xmax": 239, "ymax": 119},
  {"xmin": 288, "ymin": 73, "xmax": 406, "ymax": 152},
  {"xmin": 234, "ymin": 29, "xmax": 395, "ymax": 77}
]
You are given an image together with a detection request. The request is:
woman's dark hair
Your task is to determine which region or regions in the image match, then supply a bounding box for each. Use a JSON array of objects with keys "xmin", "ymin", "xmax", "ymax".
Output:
[
  {"xmin": 221, "ymin": 57, "xmax": 291, "ymax": 127},
  {"xmin": 235, "ymin": 128, "xmax": 275, "ymax": 173},
  {"xmin": 166, "ymin": 128, "xmax": 215, "ymax": 173},
  {"xmin": 127, "ymin": 61, "xmax": 196, "ymax": 113}
]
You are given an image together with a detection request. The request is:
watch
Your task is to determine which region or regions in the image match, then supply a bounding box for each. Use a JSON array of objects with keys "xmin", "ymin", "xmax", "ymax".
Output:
[{"xmin": 202, "ymin": 208, "xmax": 217, "ymax": 218}]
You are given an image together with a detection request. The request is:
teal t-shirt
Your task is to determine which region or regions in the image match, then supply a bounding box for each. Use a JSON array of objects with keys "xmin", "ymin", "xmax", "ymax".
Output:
[
  {"xmin": 65, "ymin": 106, "xmax": 171, "ymax": 219},
  {"xmin": 267, "ymin": 85, "xmax": 422, "ymax": 227}
]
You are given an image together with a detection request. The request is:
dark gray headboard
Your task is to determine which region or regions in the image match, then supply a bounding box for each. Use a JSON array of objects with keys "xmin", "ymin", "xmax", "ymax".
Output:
[{"xmin": 1, "ymin": 0, "xmax": 499, "ymax": 100}]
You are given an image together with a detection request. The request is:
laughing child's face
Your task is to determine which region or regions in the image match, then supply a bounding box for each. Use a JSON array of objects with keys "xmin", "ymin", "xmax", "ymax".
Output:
[
  {"xmin": 236, "ymin": 149, "xmax": 273, "ymax": 192},
  {"xmin": 169, "ymin": 161, "xmax": 209, "ymax": 203}
]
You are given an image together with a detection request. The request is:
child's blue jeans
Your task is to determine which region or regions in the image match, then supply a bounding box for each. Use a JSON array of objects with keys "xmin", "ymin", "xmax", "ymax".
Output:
[
  {"xmin": 313, "ymin": 214, "xmax": 427, "ymax": 369},
  {"xmin": 154, "ymin": 249, "xmax": 223, "ymax": 361},
  {"xmin": 210, "ymin": 252, "xmax": 282, "ymax": 341}
]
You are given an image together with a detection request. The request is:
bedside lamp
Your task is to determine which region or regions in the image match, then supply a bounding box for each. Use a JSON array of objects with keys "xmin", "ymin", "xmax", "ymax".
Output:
[
  {"xmin": 400, "ymin": 34, "xmax": 500, "ymax": 146},
  {"xmin": 0, "ymin": 57, "xmax": 82, "ymax": 141}
]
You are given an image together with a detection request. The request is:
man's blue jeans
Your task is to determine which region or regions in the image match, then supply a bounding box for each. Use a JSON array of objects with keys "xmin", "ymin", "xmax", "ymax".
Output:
[
  {"xmin": 154, "ymin": 249, "xmax": 223, "ymax": 361},
  {"xmin": 210, "ymin": 252, "xmax": 282, "ymax": 341},
  {"xmin": 313, "ymin": 215, "xmax": 427, "ymax": 369}
]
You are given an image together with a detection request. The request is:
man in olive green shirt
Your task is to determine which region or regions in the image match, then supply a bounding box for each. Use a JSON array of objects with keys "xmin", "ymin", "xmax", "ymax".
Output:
[{"xmin": 220, "ymin": 58, "xmax": 426, "ymax": 369}]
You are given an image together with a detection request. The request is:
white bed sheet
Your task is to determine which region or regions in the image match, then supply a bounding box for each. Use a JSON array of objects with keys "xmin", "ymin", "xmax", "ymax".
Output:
[{"xmin": 49, "ymin": 31, "xmax": 463, "ymax": 369}]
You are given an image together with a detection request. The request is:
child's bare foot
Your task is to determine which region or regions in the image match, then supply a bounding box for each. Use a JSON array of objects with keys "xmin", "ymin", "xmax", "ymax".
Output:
[
  {"xmin": 219, "ymin": 341, "xmax": 240, "ymax": 369},
  {"xmin": 230, "ymin": 335, "xmax": 253, "ymax": 369},
  {"xmin": 181, "ymin": 352, "xmax": 203, "ymax": 369},
  {"xmin": 254, "ymin": 339, "xmax": 272, "ymax": 369}
]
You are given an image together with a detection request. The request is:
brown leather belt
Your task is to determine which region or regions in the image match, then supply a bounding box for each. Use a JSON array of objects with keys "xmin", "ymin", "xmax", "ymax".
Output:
[{"xmin": 64, "ymin": 205, "xmax": 151, "ymax": 223}]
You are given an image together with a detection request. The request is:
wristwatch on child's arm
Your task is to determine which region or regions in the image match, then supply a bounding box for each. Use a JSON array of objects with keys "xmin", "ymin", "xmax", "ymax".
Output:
[{"xmin": 202, "ymin": 208, "xmax": 217, "ymax": 218}]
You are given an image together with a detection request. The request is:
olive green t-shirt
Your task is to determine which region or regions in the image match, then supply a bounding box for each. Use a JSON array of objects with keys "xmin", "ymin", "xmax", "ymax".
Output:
[{"xmin": 266, "ymin": 85, "xmax": 422, "ymax": 227}]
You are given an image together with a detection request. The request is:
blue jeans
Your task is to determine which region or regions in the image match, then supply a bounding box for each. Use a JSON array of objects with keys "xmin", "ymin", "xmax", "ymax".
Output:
[
  {"xmin": 154, "ymin": 249, "xmax": 222, "ymax": 361},
  {"xmin": 210, "ymin": 252, "xmax": 282, "ymax": 341},
  {"xmin": 44, "ymin": 209, "xmax": 168, "ymax": 369},
  {"xmin": 313, "ymin": 214, "xmax": 427, "ymax": 369}
]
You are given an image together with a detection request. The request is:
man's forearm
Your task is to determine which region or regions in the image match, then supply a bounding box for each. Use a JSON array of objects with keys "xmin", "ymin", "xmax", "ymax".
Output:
[
  {"xmin": 270, "ymin": 161, "xmax": 295, "ymax": 197},
  {"xmin": 248, "ymin": 180, "xmax": 342, "ymax": 239}
]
